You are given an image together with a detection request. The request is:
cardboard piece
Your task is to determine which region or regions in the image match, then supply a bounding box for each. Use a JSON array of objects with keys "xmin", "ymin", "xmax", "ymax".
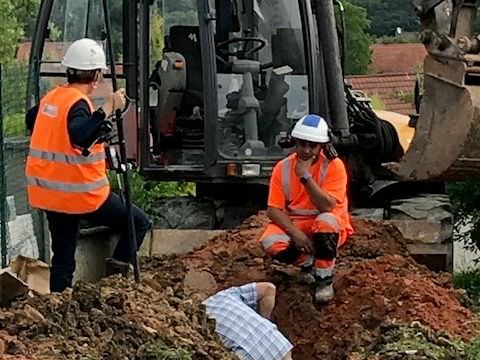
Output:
[
  {"xmin": 8, "ymin": 256, "xmax": 50, "ymax": 295},
  {"xmin": 0, "ymin": 256, "xmax": 50, "ymax": 306},
  {"xmin": 0, "ymin": 271, "xmax": 29, "ymax": 306}
]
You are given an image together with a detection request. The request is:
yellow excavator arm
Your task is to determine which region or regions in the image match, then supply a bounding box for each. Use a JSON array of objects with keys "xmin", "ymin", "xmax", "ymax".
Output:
[{"xmin": 395, "ymin": 0, "xmax": 480, "ymax": 180}]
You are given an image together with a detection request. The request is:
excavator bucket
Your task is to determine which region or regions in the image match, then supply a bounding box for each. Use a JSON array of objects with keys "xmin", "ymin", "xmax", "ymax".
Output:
[{"xmin": 396, "ymin": 55, "xmax": 480, "ymax": 181}]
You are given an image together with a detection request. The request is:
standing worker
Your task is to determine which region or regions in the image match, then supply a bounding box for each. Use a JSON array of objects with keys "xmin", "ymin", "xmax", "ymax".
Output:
[
  {"xmin": 260, "ymin": 114, "xmax": 353, "ymax": 303},
  {"xmin": 25, "ymin": 38, "xmax": 151, "ymax": 292}
]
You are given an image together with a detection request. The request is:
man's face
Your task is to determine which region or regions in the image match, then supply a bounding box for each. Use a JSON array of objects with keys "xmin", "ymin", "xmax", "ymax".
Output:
[{"xmin": 295, "ymin": 139, "xmax": 321, "ymax": 161}]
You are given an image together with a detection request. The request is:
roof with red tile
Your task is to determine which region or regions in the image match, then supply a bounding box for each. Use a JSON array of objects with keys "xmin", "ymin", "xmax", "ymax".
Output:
[
  {"xmin": 371, "ymin": 43, "xmax": 426, "ymax": 74},
  {"xmin": 346, "ymin": 72, "xmax": 416, "ymax": 115}
]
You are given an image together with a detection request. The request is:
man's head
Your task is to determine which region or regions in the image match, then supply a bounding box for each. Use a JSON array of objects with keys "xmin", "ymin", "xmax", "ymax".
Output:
[
  {"xmin": 62, "ymin": 38, "xmax": 108, "ymax": 91},
  {"xmin": 291, "ymin": 114, "xmax": 330, "ymax": 160}
]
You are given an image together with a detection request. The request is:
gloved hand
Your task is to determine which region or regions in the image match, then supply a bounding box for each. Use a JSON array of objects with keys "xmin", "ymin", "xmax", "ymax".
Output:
[{"xmin": 103, "ymin": 88, "xmax": 127, "ymax": 117}]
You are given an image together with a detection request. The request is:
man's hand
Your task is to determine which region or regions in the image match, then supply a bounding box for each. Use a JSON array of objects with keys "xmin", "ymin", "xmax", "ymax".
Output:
[
  {"xmin": 291, "ymin": 230, "xmax": 314, "ymax": 254},
  {"xmin": 295, "ymin": 157, "xmax": 314, "ymax": 178},
  {"xmin": 103, "ymin": 88, "xmax": 127, "ymax": 117}
]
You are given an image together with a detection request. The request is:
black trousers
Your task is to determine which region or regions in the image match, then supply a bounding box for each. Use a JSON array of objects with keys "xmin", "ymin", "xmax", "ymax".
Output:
[{"xmin": 46, "ymin": 192, "xmax": 152, "ymax": 292}]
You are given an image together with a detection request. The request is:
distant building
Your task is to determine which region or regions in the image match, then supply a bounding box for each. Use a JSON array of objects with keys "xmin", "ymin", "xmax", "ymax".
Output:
[
  {"xmin": 371, "ymin": 43, "xmax": 426, "ymax": 74},
  {"xmin": 345, "ymin": 43, "xmax": 426, "ymax": 115},
  {"xmin": 346, "ymin": 73, "xmax": 416, "ymax": 115}
]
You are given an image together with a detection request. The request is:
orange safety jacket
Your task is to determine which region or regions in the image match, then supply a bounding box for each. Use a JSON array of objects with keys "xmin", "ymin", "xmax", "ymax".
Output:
[
  {"xmin": 268, "ymin": 152, "xmax": 353, "ymax": 240},
  {"xmin": 25, "ymin": 85, "xmax": 110, "ymax": 214}
]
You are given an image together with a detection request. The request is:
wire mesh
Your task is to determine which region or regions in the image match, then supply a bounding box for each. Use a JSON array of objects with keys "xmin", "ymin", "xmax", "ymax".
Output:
[{"xmin": 0, "ymin": 63, "xmax": 45, "ymax": 267}]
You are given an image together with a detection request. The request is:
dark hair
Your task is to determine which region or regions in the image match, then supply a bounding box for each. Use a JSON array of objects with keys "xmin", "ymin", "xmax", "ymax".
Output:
[{"xmin": 66, "ymin": 68, "xmax": 99, "ymax": 84}]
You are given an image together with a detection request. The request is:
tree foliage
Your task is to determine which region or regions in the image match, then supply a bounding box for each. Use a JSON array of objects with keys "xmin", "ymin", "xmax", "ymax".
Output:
[
  {"xmin": 344, "ymin": 1, "xmax": 372, "ymax": 75},
  {"xmin": 447, "ymin": 181, "xmax": 480, "ymax": 252},
  {"xmin": 0, "ymin": 0, "xmax": 24, "ymax": 63},
  {"xmin": 349, "ymin": 0, "xmax": 418, "ymax": 37}
]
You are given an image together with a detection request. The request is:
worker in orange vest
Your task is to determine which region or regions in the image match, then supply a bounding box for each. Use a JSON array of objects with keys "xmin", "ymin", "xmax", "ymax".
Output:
[
  {"xmin": 260, "ymin": 114, "xmax": 353, "ymax": 303},
  {"xmin": 25, "ymin": 38, "xmax": 151, "ymax": 292}
]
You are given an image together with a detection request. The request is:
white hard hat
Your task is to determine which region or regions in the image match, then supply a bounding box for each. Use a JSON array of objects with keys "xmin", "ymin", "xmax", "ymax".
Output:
[
  {"xmin": 291, "ymin": 114, "xmax": 330, "ymax": 143},
  {"xmin": 61, "ymin": 38, "xmax": 108, "ymax": 71}
]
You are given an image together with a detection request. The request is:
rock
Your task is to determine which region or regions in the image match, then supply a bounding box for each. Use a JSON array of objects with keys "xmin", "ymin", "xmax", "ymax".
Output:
[{"xmin": 183, "ymin": 269, "xmax": 217, "ymax": 298}]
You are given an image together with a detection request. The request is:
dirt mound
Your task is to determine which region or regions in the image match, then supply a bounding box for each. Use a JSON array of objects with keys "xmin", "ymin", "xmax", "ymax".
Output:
[
  {"xmin": 349, "ymin": 321, "xmax": 473, "ymax": 360},
  {"xmin": 171, "ymin": 214, "xmax": 477, "ymax": 359},
  {"xmin": 0, "ymin": 214, "xmax": 476, "ymax": 360},
  {"xmin": 0, "ymin": 276, "xmax": 236, "ymax": 359}
]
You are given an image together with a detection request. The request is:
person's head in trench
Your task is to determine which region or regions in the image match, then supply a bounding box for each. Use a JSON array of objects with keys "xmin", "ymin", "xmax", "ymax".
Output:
[{"xmin": 203, "ymin": 282, "xmax": 293, "ymax": 360}]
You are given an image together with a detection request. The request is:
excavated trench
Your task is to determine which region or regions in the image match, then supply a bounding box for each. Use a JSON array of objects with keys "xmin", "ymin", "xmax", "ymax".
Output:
[{"xmin": 0, "ymin": 215, "xmax": 477, "ymax": 359}]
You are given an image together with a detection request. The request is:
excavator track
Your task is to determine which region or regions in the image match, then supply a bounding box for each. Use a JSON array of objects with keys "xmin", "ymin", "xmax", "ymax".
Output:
[{"xmin": 397, "ymin": 55, "xmax": 480, "ymax": 181}]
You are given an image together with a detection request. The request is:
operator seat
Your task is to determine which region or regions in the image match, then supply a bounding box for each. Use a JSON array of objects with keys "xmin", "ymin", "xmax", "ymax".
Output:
[
  {"xmin": 271, "ymin": 28, "xmax": 306, "ymax": 75},
  {"xmin": 168, "ymin": 25, "xmax": 204, "ymax": 108}
]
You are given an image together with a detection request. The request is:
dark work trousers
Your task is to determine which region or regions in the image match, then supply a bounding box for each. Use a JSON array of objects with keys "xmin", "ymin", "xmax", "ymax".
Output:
[{"xmin": 46, "ymin": 192, "xmax": 152, "ymax": 292}]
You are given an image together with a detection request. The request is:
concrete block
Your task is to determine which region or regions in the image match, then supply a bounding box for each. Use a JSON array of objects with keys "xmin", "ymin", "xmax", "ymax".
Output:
[
  {"xmin": 73, "ymin": 227, "xmax": 153, "ymax": 283},
  {"xmin": 385, "ymin": 219, "xmax": 449, "ymax": 244},
  {"xmin": 7, "ymin": 214, "xmax": 38, "ymax": 259},
  {"xmin": 73, "ymin": 227, "xmax": 116, "ymax": 283},
  {"xmin": 151, "ymin": 229, "xmax": 225, "ymax": 256},
  {"xmin": 6, "ymin": 196, "xmax": 16, "ymax": 222},
  {"xmin": 139, "ymin": 230, "xmax": 152, "ymax": 257}
]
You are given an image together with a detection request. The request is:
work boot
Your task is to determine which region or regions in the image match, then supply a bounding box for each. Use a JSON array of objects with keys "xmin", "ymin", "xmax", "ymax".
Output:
[
  {"xmin": 298, "ymin": 265, "xmax": 315, "ymax": 285},
  {"xmin": 314, "ymin": 283, "xmax": 334, "ymax": 303},
  {"xmin": 105, "ymin": 257, "xmax": 130, "ymax": 277}
]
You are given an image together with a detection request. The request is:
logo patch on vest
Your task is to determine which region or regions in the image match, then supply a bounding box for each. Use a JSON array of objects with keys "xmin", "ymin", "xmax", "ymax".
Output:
[{"xmin": 41, "ymin": 104, "xmax": 58, "ymax": 118}]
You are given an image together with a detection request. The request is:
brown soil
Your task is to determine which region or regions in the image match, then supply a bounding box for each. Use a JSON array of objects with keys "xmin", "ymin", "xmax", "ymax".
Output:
[
  {"xmin": 0, "ymin": 274, "xmax": 236, "ymax": 359},
  {"xmin": 0, "ymin": 214, "xmax": 477, "ymax": 359},
  {"xmin": 175, "ymin": 215, "xmax": 477, "ymax": 359}
]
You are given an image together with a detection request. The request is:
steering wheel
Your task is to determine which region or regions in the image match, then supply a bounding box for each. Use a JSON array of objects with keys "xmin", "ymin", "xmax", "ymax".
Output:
[{"xmin": 217, "ymin": 37, "xmax": 267, "ymax": 59}]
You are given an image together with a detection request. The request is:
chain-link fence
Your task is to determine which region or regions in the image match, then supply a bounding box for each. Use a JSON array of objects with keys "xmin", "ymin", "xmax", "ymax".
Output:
[{"xmin": 0, "ymin": 63, "xmax": 46, "ymax": 267}]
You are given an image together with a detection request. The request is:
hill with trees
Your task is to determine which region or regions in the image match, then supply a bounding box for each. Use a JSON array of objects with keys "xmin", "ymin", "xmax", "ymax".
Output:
[{"xmin": 349, "ymin": 0, "xmax": 418, "ymax": 37}]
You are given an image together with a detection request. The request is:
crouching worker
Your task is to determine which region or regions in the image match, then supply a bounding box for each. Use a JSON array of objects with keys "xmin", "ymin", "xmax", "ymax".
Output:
[
  {"xmin": 25, "ymin": 38, "xmax": 152, "ymax": 293},
  {"xmin": 260, "ymin": 114, "xmax": 353, "ymax": 303},
  {"xmin": 203, "ymin": 282, "xmax": 293, "ymax": 360}
]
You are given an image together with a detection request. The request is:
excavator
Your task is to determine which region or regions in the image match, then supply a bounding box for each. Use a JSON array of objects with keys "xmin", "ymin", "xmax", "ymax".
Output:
[{"xmin": 25, "ymin": 0, "xmax": 475, "ymax": 270}]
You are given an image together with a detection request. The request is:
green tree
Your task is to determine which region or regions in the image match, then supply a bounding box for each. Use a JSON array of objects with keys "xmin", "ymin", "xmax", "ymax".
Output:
[
  {"xmin": 447, "ymin": 181, "xmax": 480, "ymax": 253},
  {"xmin": 0, "ymin": 0, "xmax": 24, "ymax": 63},
  {"xmin": 350, "ymin": 0, "xmax": 418, "ymax": 37},
  {"xmin": 344, "ymin": 1, "xmax": 372, "ymax": 75}
]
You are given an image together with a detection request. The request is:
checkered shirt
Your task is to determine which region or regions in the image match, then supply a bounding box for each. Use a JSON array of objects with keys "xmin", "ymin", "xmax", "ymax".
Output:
[{"xmin": 203, "ymin": 283, "xmax": 293, "ymax": 360}]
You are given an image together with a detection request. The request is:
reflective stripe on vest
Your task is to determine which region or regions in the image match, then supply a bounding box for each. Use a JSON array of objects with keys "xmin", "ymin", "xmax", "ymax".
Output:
[
  {"xmin": 27, "ymin": 176, "xmax": 109, "ymax": 193},
  {"xmin": 29, "ymin": 148, "xmax": 106, "ymax": 164},
  {"xmin": 281, "ymin": 156, "xmax": 330, "ymax": 216}
]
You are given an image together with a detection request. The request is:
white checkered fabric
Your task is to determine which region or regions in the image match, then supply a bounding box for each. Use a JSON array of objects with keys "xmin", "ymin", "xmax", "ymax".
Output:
[{"xmin": 203, "ymin": 283, "xmax": 293, "ymax": 360}]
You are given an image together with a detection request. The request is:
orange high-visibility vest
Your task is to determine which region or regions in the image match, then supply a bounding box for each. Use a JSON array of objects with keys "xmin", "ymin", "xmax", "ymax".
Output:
[
  {"xmin": 268, "ymin": 152, "xmax": 353, "ymax": 240},
  {"xmin": 25, "ymin": 85, "xmax": 110, "ymax": 214}
]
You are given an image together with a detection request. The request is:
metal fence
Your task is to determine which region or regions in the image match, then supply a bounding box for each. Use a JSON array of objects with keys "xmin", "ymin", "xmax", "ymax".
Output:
[{"xmin": 0, "ymin": 63, "xmax": 46, "ymax": 268}]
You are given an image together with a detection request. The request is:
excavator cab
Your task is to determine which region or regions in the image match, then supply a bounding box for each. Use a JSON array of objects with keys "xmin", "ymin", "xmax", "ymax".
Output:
[
  {"xmin": 26, "ymin": 0, "xmax": 471, "ymax": 269},
  {"xmin": 27, "ymin": 0, "xmax": 323, "ymax": 184}
]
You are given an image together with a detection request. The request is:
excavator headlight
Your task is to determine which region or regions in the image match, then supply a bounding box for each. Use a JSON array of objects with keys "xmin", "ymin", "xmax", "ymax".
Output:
[{"xmin": 241, "ymin": 164, "xmax": 261, "ymax": 176}]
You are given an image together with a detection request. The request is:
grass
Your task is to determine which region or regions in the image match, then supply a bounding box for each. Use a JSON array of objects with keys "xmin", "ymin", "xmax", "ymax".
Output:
[
  {"xmin": 139, "ymin": 341, "xmax": 193, "ymax": 360},
  {"xmin": 395, "ymin": 90, "xmax": 415, "ymax": 104},
  {"xmin": 370, "ymin": 94, "xmax": 385, "ymax": 110}
]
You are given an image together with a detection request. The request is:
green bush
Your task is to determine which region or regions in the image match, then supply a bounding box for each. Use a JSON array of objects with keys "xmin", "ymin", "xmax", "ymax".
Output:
[
  {"xmin": 3, "ymin": 113, "xmax": 25, "ymax": 137},
  {"xmin": 447, "ymin": 181, "xmax": 480, "ymax": 253},
  {"xmin": 109, "ymin": 170, "xmax": 195, "ymax": 215},
  {"xmin": 453, "ymin": 269, "xmax": 480, "ymax": 306}
]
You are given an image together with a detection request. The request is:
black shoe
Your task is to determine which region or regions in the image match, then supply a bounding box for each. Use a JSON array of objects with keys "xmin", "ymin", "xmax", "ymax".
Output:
[{"xmin": 105, "ymin": 257, "xmax": 130, "ymax": 277}]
